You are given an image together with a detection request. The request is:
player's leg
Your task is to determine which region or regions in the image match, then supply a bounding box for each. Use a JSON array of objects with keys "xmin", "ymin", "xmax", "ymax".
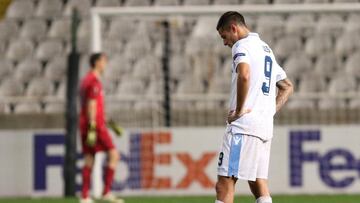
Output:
[
  {"xmin": 215, "ymin": 175, "xmax": 237, "ymax": 203},
  {"xmin": 248, "ymin": 179, "xmax": 271, "ymax": 202},
  {"xmin": 97, "ymin": 127, "xmax": 119, "ymax": 196},
  {"xmin": 82, "ymin": 153, "xmax": 95, "ymax": 199},
  {"xmin": 248, "ymin": 139, "xmax": 272, "ymax": 203}
]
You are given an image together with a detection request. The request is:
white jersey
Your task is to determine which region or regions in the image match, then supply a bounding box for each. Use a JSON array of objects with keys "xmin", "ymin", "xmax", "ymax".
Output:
[{"xmin": 228, "ymin": 32, "xmax": 287, "ymax": 141}]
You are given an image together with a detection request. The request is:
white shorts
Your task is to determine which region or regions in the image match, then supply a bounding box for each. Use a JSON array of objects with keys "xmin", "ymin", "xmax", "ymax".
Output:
[{"xmin": 217, "ymin": 127, "xmax": 272, "ymax": 181}]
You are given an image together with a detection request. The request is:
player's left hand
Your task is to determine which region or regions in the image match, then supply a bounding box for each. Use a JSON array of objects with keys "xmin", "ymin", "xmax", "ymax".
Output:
[
  {"xmin": 107, "ymin": 119, "xmax": 124, "ymax": 137},
  {"xmin": 227, "ymin": 109, "xmax": 251, "ymax": 124}
]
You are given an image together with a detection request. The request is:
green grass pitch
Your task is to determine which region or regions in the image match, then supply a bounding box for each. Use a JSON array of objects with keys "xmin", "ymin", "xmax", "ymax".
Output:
[{"xmin": 1, "ymin": 195, "xmax": 360, "ymax": 203}]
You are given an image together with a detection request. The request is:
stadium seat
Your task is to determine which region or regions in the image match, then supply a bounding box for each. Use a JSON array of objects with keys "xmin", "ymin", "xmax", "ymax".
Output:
[
  {"xmin": 15, "ymin": 102, "xmax": 42, "ymax": 114},
  {"xmin": 104, "ymin": 56, "xmax": 131, "ymax": 82},
  {"xmin": 103, "ymin": 80, "xmax": 117, "ymax": 94},
  {"xmin": 335, "ymin": 31, "xmax": 360, "ymax": 57},
  {"xmin": 314, "ymin": 52, "xmax": 340, "ymax": 77},
  {"xmin": 64, "ymin": 0, "xmax": 92, "ymax": 16},
  {"xmin": 207, "ymin": 74, "xmax": 231, "ymax": 94},
  {"xmin": 117, "ymin": 78, "xmax": 145, "ymax": 96},
  {"xmin": 283, "ymin": 53, "xmax": 312, "ymax": 78},
  {"xmin": 95, "ymin": 0, "xmax": 121, "ymax": 7},
  {"xmin": 349, "ymin": 99, "xmax": 360, "ymax": 109},
  {"xmin": 273, "ymin": 35, "xmax": 302, "ymax": 60},
  {"xmin": 298, "ymin": 73, "xmax": 326, "ymax": 93},
  {"xmin": 274, "ymin": 0, "xmax": 301, "ymax": 4},
  {"xmin": 0, "ymin": 19, "xmax": 18, "ymax": 41},
  {"xmin": 6, "ymin": 39, "xmax": 34, "ymax": 62},
  {"xmin": 0, "ymin": 101, "xmax": 11, "ymax": 114},
  {"xmin": 19, "ymin": 19, "xmax": 47, "ymax": 41},
  {"xmin": 0, "ymin": 76, "xmax": 24, "ymax": 97},
  {"xmin": 124, "ymin": 0, "xmax": 152, "ymax": 6},
  {"xmin": 132, "ymin": 54, "xmax": 162, "ymax": 82},
  {"xmin": 146, "ymin": 78, "xmax": 167, "ymax": 96},
  {"xmin": 170, "ymin": 55, "xmax": 192, "ymax": 81},
  {"xmin": 175, "ymin": 77, "xmax": 205, "ymax": 95},
  {"xmin": 35, "ymin": 40, "xmax": 63, "ymax": 61},
  {"xmin": 6, "ymin": 0, "xmax": 34, "ymax": 19},
  {"xmin": 345, "ymin": 51, "xmax": 360, "ymax": 77},
  {"xmin": 134, "ymin": 100, "xmax": 161, "ymax": 111},
  {"xmin": 213, "ymin": 0, "xmax": 239, "ymax": 5},
  {"xmin": 102, "ymin": 39, "xmax": 123, "ymax": 58},
  {"xmin": 318, "ymin": 98, "xmax": 346, "ymax": 110},
  {"xmin": 214, "ymin": 39, "xmax": 231, "ymax": 59},
  {"xmin": 76, "ymin": 20, "xmax": 92, "ymax": 53},
  {"xmin": 304, "ymin": 35, "xmax": 332, "ymax": 57},
  {"xmin": 256, "ymin": 15, "xmax": 285, "ymax": 43},
  {"xmin": 328, "ymin": 74, "xmax": 357, "ymax": 94},
  {"xmin": 183, "ymin": 0, "xmax": 211, "ymax": 5},
  {"xmin": 303, "ymin": 0, "xmax": 329, "ymax": 3},
  {"xmin": 0, "ymin": 58, "xmax": 13, "ymax": 81},
  {"xmin": 56, "ymin": 81, "xmax": 66, "ymax": 99},
  {"xmin": 26, "ymin": 78, "xmax": 54, "ymax": 97},
  {"xmin": 44, "ymin": 57, "xmax": 67, "ymax": 82},
  {"xmin": 243, "ymin": 0, "xmax": 269, "ymax": 4},
  {"xmin": 154, "ymin": 0, "xmax": 180, "ymax": 6},
  {"xmin": 124, "ymin": 38, "xmax": 152, "ymax": 62},
  {"xmin": 316, "ymin": 14, "xmax": 344, "ymax": 38},
  {"xmin": 44, "ymin": 102, "xmax": 65, "ymax": 113},
  {"xmin": 107, "ymin": 17, "xmax": 138, "ymax": 42},
  {"xmin": 333, "ymin": 0, "xmax": 358, "ymax": 2},
  {"xmin": 14, "ymin": 59, "xmax": 42, "ymax": 84},
  {"xmin": 345, "ymin": 14, "xmax": 360, "ymax": 33},
  {"xmin": 48, "ymin": 18, "xmax": 71, "ymax": 40},
  {"xmin": 285, "ymin": 14, "xmax": 315, "ymax": 38},
  {"xmin": 286, "ymin": 99, "xmax": 316, "ymax": 109},
  {"xmin": 195, "ymin": 100, "xmax": 223, "ymax": 111},
  {"xmin": 35, "ymin": 0, "xmax": 63, "ymax": 19}
]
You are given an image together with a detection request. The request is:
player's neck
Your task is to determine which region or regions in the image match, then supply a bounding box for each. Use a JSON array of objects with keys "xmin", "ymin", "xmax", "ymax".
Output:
[
  {"xmin": 238, "ymin": 28, "xmax": 250, "ymax": 40},
  {"xmin": 91, "ymin": 69, "xmax": 101, "ymax": 79}
]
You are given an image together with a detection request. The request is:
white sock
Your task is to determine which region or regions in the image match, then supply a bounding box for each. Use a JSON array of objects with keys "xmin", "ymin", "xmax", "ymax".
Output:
[
  {"xmin": 256, "ymin": 196, "xmax": 272, "ymax": 203},
  {"xmin": 215, "ymin": 200, "xmax": 224, "ymax": 203}
]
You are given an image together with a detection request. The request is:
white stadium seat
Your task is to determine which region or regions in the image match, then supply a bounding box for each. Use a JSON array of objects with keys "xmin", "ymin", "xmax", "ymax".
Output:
[
  {"xmin": 286, "ymin": 14, "xmax": 315, "ymax": 38},
  {"xmin": 314, "ymin": 52, "xmax": 341, "ymax": 77},
  {"xmin": 213, "ymin": 0, "xmax": 239, "ymax": 5},
  {"xmin": 335, "ymin": 31, "xmax": 360, "ymax": 57},
  {"xmin": 6, "ymin": 39, "xmax": 34, "ymax": 61},
  {"xmin": 107, "ymin": 17, "xmax": 138, "ymax": 42},
  {"xmin": 154, "ymin": 0, "xmax": 180, "ymax": 6},
  {"xmin": 44, "ymin": 57, "xmax": 67, "ymax": 82},
  {"xmin": 303, "ymin": 0, "xmax": 329, "ymax": 3},
  {"xmin": 318, "ymin": 98, "xmax": 346, "ymax": 110},
  {"xmin": 124, "ymin": 0, "xmax": 152, "ymax": 6},
  {"xmin": 273, "ymin": 35, "xmax": 302, "ymax": 60},
  {"xmin": 36, "ymin": 0, "xmax": 63, "ymax": 19},
  {"xmin": 0, "ymin": 77, "xmax": 23, "ymax": 97},
  {"xmin": 243, "ymin": 0, "xmax": 269, "ymax": 4},
  {"xmin": 44, "ymin": 102, "xmax": 65, "ymax": 113},
  {"xmin": 104, "ymin": 56, "xmax": 131, "ymax": 82},
  {"xmin": 345, "ymin": 52, "xmax": 360, "ymax": 77},
  {"xmin": 117, "ymin": 78, "xmax": 145, "ymax": 96},
  {"xmin": 15, "ymin": 102, "xmax": 42, "ymax": 114},
  {"xmin": 20, "ymin": 19, "xmax": 47, "ymax": 41},
  {"xmin": 183, "ymin": 0, "xmax": 211, "ymax": 5},
  {"xmin": 95, "ymin": 0, "xmax": 121, "ymax": 7},
  {"xmin": 274, "ymin": 0, "xmax": 301, "ymax": 4},
  {"xmin": 0, "ymin": 20, "xmax": 18, "ymax": 41},
  {"xmin": 286, "ymin": 99, "xmax": 316, "ymax": 109},
  {"xmin": 6, "ymin": 0, "xmax": 34, "ymax": 19},
  {"xmin": 328, "ymin": 74, "xmax": 357, "ymax": 94},
  {"xmin": 298, "ymin": 73, "xmax": 326, "ymax": 93},
  {"xmin": 316, "ymin": 14, "xmax": 344, "ymax": 38},
  {"xmin": 64, "ymin": 0, "xmax": 92, "ymax": 16},
  {"xmin": 305, "ymin": 35, "xmax": 332, "ymax": 57},
  {"xmin": 14, "ymin": 59, "xmax": 42, "ymax": 84},
  {"xmin": 48, "ymin": 18, "xmax": 71, "ymax": 40},
  {"xmin": 0, "ymin": 58, "xmax": 13, "ymax": 81},
  {"xmin": 26, "ymin": 78, "xmax": 54, "ymax": 97},
  {"xmin": 283, "ymin": 53, "xmax": 312, "ymax": 78},
  {"xmin": 35, "ymin": 40, "xmax": 63, "ymax": 61}
]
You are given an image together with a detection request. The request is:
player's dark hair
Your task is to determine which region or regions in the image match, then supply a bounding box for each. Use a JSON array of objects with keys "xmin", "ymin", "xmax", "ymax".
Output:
[
  {"xmin": 216, "ymin": 11, "xmax": 246, "ymax": 31},
  {"xmin": 89, "ymin": 52, "xmax": 104, "ymax": 69}
]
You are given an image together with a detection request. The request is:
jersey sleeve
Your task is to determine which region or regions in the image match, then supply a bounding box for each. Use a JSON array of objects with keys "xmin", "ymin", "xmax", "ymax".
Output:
[
  {"xmin": 87, "ymin": 81, "xmax": 101, "ymax": 99},
  {"xmin": 232, "ymin": 44, "xmax": 250, "ymax": 71},
  {"xmin": 276, "ymin": 64, "xmax": 287, "ymax": 82}
]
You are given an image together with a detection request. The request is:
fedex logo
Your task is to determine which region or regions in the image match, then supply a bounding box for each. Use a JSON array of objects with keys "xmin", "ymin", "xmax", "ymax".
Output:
[
  {"xmin": 290, "ymin": 130, "xmax": 360, "ymax": 188},
  {"xmin": 33, "ymin": 132, "xmax": 215, "ymax": 191}
]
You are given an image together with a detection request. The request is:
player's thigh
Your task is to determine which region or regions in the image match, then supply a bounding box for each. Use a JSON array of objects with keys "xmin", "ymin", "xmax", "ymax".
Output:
[
  {"xmin": 83, "ymin": 153, "xmax": 95, "ymax": 167},
  {"xmin": 256, "ymin": 139, "xmax": 272, "ymax": 179},
  {"xmin": 96, "ymin": 127, "xmax": 116, "ymax": 152}
]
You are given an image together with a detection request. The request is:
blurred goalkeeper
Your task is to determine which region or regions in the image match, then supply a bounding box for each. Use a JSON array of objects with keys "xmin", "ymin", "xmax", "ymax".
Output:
[{"xmin": 79, "ymin": 53, "xmax": 123, "ymax": 203}]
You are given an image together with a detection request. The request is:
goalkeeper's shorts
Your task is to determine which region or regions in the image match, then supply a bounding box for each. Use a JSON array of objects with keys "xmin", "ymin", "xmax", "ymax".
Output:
[{"xmin": 80, "ymin": 126, "xmax": 115, "ymax": 154}]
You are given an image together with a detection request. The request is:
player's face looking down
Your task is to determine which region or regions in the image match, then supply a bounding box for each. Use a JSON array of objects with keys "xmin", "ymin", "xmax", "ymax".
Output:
[{"xmin": 218, "ymin": 23, "xmax": 239, "ymax": 48}]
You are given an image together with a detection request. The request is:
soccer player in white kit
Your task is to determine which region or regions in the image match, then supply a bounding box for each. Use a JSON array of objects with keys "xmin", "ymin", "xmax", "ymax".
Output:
[{"xmin": 215, "ymin": 12, "xmax": 294, "ymax": 203}]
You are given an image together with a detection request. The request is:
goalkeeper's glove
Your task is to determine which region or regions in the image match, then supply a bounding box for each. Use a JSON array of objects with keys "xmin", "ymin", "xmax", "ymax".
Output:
[
  {"xmin": 107, "ymin": 120, "xmax": 123, "ymax": 137},
  {"xmin": 86, "ymin": 122, "xmax": 97, "ymax": 147}
]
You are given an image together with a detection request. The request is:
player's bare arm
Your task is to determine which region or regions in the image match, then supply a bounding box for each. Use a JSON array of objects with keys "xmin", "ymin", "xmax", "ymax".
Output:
[
  {"xmin": 228, "ymin": 62, "xmax": 251, "ymax": 123},
  {"xmin": 275, "ymin": 78, "xmax": 293, "ymax": 113},
  {"xmin": 88, "ymin": 99, "xmax": 97, "ymax": 126}
]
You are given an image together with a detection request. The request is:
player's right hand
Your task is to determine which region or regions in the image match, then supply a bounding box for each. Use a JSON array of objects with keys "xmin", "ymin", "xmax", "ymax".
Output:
[{"xmin": 86, "ymin": 123, "xmax": 97, "ymax": 147}]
